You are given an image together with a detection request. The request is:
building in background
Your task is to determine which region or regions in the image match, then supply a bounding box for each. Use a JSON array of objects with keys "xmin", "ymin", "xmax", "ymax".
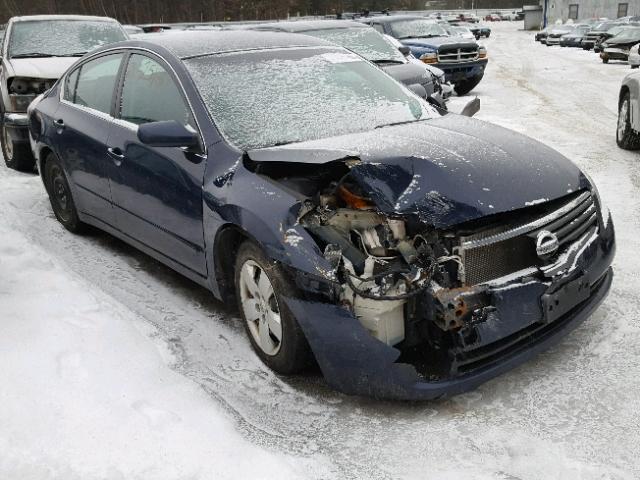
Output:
[
  {"xmin": 523, "ymin": 4, "xmax": 543, "ymax": 28},
  {"xmin": 542, "ymin": 0, "xmax": 640, "ymax": 25}
]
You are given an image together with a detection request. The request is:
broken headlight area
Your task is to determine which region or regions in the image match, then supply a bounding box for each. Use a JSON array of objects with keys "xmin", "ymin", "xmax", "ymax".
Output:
[{"xmin": 7, "ymin": 77, "xmax": 56, "ymax": 112}]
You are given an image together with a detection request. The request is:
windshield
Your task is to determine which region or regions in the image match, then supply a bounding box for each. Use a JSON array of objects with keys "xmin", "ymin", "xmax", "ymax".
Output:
[
  {"xmin": 304, "ymin": 27, "xmax": 405, "ymax": 63},
  {"xmin": 8, "ymin": 20, "xmax": 126, "ymax": 58},
  {"xmin": 185, "ymin": 47, "xmax": 435, "ymax": 150},
  {"xmin": 389, "ymin": 20, "xmax": 448, "ymax": 39},
  {"xmin": 612, "ymin": 27, "xmax": 640, "ymax": 40}
]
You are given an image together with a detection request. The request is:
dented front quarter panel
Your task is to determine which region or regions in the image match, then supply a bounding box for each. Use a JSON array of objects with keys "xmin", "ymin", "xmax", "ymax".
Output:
[{"xmin": 202, "ymin": 142, "xmax": 337, "ymax": 298}]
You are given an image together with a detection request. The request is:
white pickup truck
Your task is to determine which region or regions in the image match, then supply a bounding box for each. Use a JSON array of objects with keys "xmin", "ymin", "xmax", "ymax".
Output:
[{"xmin": 1, "ymin": 15, "xmax": 127, "ymax": 171}]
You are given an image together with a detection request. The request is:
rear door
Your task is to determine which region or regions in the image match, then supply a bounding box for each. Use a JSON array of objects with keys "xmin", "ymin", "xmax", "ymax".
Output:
[
  {"xmin": 55, "ymin": 53, "xmax": 124, "ymax": 227},
  {"xmin": 106, "ymin": 52, "xmax": 207, "ymax": 276}
]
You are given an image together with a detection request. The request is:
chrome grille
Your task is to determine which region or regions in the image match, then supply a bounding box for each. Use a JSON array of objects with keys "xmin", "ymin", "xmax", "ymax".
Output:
[
  {"xmin": 456, "ymin": 191, "xmax": 598, "ymax": 285},
  {"xmin": 437, "ymin": 46, "xmax": 479, "ymax": 63}
]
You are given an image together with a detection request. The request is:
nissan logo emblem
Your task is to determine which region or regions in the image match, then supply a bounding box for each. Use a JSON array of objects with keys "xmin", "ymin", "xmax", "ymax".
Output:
[{"xmin": 536, "ymin": 230, "xmax": 559, "ymax": 257}]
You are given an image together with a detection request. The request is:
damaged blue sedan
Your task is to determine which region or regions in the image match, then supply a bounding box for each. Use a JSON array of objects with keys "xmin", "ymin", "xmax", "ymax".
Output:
[{"xmin": 28, "ymin": 31, "xmax": 615, "ymax": 400}]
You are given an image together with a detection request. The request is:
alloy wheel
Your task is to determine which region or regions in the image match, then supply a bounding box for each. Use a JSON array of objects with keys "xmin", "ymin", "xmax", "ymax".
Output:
[
  {"xmin": 618, "ymin": 98, "xmax": 629, "ymax": 141},
  {"xmin": 3, "ymin": 124, "xmax": 13, "ymax": 161},
  {"xmin": 239, "ymin": 259, "xmax": 282, "ymax": 356}
]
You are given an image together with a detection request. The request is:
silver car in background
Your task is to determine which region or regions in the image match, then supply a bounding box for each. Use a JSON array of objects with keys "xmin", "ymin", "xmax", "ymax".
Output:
[{"xmin": 1, "ymin": 15, "xmax": 127, "ymax": 171}]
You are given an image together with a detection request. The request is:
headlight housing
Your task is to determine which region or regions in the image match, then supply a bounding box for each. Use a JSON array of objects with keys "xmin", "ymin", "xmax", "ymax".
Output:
[
  {"xmin": 419, "ymin": 51, "xmax": 438, "ymax": 64},
  {"xmin": 7, "ymin": 77, "xmax": 56, "ymax": 112}
]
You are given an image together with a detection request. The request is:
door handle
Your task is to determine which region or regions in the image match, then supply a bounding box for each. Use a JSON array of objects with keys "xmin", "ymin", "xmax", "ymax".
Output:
[{"xmin": 107, "ymin": 147, "xmax": 125, "ymax": 166}]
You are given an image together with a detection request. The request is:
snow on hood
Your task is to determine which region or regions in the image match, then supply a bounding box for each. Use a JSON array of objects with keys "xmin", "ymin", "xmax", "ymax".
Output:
[
  {"xmin": 8, "ymin": 57, "xmax": 78, "ymax": 79},
  {"xmin": 248, "ymin": 115, "xmax": 587, "ymax": 228},
  {"xmin": 400, "ymin": 36, "xmax": 477, "ymax": 49}
]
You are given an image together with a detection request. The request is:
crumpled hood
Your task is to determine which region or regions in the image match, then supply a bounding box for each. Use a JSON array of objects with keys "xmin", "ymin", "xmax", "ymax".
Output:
[
  {"xmin": 248, "ymin": 115, "xmax": 587, "ymax": 228},
  {"xmin": 7, "ymin": 57, "xmax": 78, "ymax": 79}
]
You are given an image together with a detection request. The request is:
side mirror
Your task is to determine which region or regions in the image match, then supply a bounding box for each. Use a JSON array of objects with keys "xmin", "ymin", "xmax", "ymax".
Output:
[
  {"xmin": 460, "ymin": 97, "xmax": 481, "ymax": 117},
  {"xmin": 398, "ymin": 45, "xmax": 411, "ymax": 56},
  {"xmin": 137, "ymin": 120, "xmax": 200, "ymax": 149}
]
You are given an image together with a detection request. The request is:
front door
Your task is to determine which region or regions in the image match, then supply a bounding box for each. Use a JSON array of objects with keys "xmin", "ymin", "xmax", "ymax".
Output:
[{"xmin": 106, "ymin": 53, "xmax": 207, "ymax": 276}]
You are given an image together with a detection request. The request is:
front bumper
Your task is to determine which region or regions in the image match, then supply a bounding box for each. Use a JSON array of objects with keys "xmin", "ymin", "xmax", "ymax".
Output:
[
  {"xmin": 3, "ymin": 112, "xmax": 30, "ymax": 144},
  {"xmin": 286, "ymin": 215, "xmax": 615, "ymax": 400},
  {"xmin": 437, "ymin": 58, "xmax": 488, "ymax": 84},
  {"xmin": 602, "ymin": 48, "xmax": 630, "ymax": 61}
]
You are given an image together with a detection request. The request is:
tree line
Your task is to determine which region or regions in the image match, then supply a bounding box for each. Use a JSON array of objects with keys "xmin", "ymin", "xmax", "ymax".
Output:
[{"xmin": 2, "ymin": 0, "xmax": 525, "ymax": 24}]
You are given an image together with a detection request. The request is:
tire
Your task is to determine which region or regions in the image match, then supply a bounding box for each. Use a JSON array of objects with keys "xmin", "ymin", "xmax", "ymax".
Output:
[
  {"xmin": 602, "ymin": 57, "xmax": 609, "ymax": 64},
  {"xmin": 632, "ymin": 65, "xmax": 639, "ymax": 69},
  {"xmin": 617, "ymin": 92, "xmax": 640, "ymax": 150},
  {"xmin": 2, "ymin": 120, "xmax": 35, "ymax": 172},
  {"xmin": 454, "ymin": 75, "xmax": 483, "ymax": 96},
  {"xmin": 234, "ymin": 240, "xmax": 313, "ymax": 374},
  {"xmin": 43, "ymin": 152, "xmax": 87, "ymax": 233}
]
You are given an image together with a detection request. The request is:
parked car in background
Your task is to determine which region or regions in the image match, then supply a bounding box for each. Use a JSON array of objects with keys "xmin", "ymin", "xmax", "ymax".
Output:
[
  {"xmin": 237, "ymin": 20, "xmax": 449, "ymax": 108},
  {"xmin": 28, "ymin": 30, "xmax": 614, "ymax": 400},
  {"xmin": 485, "ymin": 13, "xmax": 502, "ymax": 22},
  {"xmin": 628, "ymin": 43, "xmax": 640, "ymax": 67},
  {"xmin": 593, "ymin": 24, "xmax": 638, "ymax": 52},
  {"xmin": 600, "ymin": 26, "xmax": 640, "ymax": 63},
  {"xmin": 123, "ymin": 24, "xmax": 144, "ymax": 36},
  {"xmin": 617, "ymin": 71, "xmax": 640, "ymax": 148},
  {"xmin": 582, "ymin": 21, "xmax": 622, "ymax": 50},
  {"xmin": 360, "ymin": 15, "xmax": 488, "ymax": 95},
  {"xmin": 463, "ymin": 22, "xmax": 491, "ymax": 39},
  {"xmin": 545, "ymin": 24, "xmax": 576, "ymax": 46},
  {"xmin": 535, "ymin": 27, "xmax": 548, "ymax": 43},
  {"xmin": 559, "ymin": 24, "xmax": 591, "ymax": 47},
  {"xmin": 1, "ymin": 15, "xmax": 127, "ymax": 171},
  {"xmin": 449, "ymin": 25, "xmax": 475, "ymax": 41}
]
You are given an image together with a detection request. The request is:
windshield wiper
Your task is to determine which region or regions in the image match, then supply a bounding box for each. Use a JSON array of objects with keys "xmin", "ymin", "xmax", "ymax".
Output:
[
  {"xmin": 375, "ymin": 118, "xmax": 429, "ymax": 129},
  {"xmin": 398, "ymin": 34, "xmax": 439, "ymax": 39},
  {"xmin": 10, "ymin": 52, "xmax": 55, "ymax": 58},
  {"xmin": 58, "ymin": 52, "xmax": 89, "ymax": 57},
  {"xmin": 372, "ymin": 59, "xmax": 405, "ymax": 65}
]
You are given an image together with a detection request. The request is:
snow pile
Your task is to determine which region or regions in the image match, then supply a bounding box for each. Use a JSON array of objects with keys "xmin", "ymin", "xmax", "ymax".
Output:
[{"xmin": 0, "ymin": 210, "xmax": 325, "ymax": 479}]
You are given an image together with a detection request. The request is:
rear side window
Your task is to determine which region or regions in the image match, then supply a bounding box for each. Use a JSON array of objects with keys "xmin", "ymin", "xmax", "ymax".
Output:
[
  {"xmin": 68, "ymin": 54, "xmax": 123, "ymax": 115},
  {"xmin": 119, "ymin": 54, "xmax": 193, "ymax": 127},
  {"xmin": 371, "ymin": 24, "xmax": 385, "ymax": 34}
]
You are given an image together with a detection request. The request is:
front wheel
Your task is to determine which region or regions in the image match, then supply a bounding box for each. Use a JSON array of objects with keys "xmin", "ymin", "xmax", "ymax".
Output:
[
  {"xmin": 454, "ymin": 75, "xmax": 483, "ymax": 96},
  {"xmin": 631, "ymin": 65, "xmax": 639, "ymax": 69},
  {"xmin": 617, "ymin": 92, "xmax": 640, "ymax": 150},
  {"xmin": 602, "ymin": 57, "xmax": 609, "ymax": 64},
  {"xmin": 2, "ymin": 121, "xmax": 35, "ymax": 172},
  {"xmin": 235, "ymin": 241, "xmax": 312, "ymax": 374}
]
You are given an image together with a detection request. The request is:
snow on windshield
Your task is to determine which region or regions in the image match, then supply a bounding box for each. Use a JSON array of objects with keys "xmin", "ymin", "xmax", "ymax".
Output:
[
  {"xmin": 306, "ymin": 27, "xmax": 406, "ymax": 63},
  {"xmin": 390, "ymin": 20, "xmax": 448, "ymax": 39},
  {"xmin": 9, "ymin": 20, "xmax": 126, "ymax": 57},
  {"xmin": 185, "ymin": 47, "xmax": 434, "ymax": 151}
]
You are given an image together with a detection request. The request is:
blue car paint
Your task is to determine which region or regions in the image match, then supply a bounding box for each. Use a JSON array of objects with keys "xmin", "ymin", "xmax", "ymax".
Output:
[{"xmin": 29, "ymin": 32, "xmax": 614, "ymax": 400}]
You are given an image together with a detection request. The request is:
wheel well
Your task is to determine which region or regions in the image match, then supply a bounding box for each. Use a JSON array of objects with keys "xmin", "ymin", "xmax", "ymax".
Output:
[
  {"xmin": 214, "ymin": 225, "xmax": 250, "ymax": 305},
  {"xmin": 619, "ymin": 86, "xmax": 630, "ymax": 108},
  {"xmin": 39, "ymin": 146, "xmax": 54, "ymax": 172}
]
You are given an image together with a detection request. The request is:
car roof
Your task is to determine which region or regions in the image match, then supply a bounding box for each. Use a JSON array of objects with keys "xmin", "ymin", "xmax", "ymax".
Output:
[
  {"xmin": 112, "ymin": 30, "xmax": 335, "ymax": 59},
  {"xmin": 10, "ymin": 15, "xmax": 118, "ymax": 23},
  {"xmin": 245, "ymin": 19, "xmax": 368, "ymax": 32},
  {"xmin": 367, "ymin": 15, "xmax": 433, "ymax": 23}
]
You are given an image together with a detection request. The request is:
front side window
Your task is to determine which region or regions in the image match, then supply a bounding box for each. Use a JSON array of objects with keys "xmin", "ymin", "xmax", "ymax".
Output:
[
  {"xmin": 389, "ymin": 20, "xmax": 448, "ymax": 40},
  {"xmin": 119, "ymin": 54, "xmax": 193, "ymax": 127},
  {"xmin": 70, "ymin": 54, "xmax": 123, "ymax": 115},
  {"xmin": 618, "ymin": 3, "xmax": 629, "ymax": 18},
  {"xmin": 568, "ymin": 4, "xmax": 579, "ymax": 20},
  {"xmin": 8, "ymin": 20, "xmax": 126, "ymax": 58},
  {"xmin": 185, "ymin": 47, "xmax": 435, "ymax": 151}
]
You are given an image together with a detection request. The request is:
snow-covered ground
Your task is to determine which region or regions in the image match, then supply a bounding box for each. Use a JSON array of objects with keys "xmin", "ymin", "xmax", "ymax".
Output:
[{"xmin": 1, "ymin": 21, "xmax": 639, "ymax": 479}]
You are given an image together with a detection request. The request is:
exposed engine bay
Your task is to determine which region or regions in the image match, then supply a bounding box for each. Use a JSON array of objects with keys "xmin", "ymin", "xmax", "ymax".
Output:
[{"xmin": 252, "ymin": 158, "xmax": 483, "ymax": 349}]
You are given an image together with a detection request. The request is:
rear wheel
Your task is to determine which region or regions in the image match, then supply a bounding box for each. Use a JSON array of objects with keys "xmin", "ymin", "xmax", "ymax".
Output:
[
  {"xmin": 454, "ymin": 75, "xmax": 483, "ymax": 96},
  {"xmin": 234, "ymin": 241, "xmax": 312, "ymax": 374},
  {"xmin": 1, "ymin": 121, "xmax": 35, "ymax": 172},
  {"xmin": 43, "ymin": 153, "xmax": 87, "ymax": 233},
  {"xmin": 632, "ymin": 65, "xmax": 639, "ymax": 69},
  {"xmin": 617, "ymin": 92, "xmax": 640, "ymax": 150}
]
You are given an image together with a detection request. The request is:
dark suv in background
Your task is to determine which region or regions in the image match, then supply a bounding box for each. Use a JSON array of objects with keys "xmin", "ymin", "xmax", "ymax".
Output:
[{"xmin": 360, "ymin": 15, "xmax": 487, "ymax": 95}]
